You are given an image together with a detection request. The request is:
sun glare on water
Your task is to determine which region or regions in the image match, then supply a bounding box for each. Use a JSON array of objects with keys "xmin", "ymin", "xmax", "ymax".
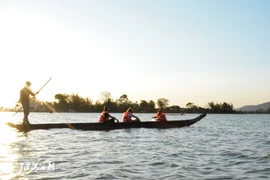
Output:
[{"xmin": 0, "ymin": 112, "xmax": 22, "ymax": 179}]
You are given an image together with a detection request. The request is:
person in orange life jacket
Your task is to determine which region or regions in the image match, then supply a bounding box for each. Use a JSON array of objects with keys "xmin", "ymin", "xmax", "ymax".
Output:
[
  {"xmin": 152, "ymin": 109, "xmax": 167, "ymax": 122},
  {"xmin": 20, "ymin": 81, "xmax": 39, "ymax": 125},
  {"xmin": 122, "ymin": 108, "xmax": 140, "ymax": 123},
  {"xmin": 99, "ymin": 106, "xmax": 116, "ymax": 123}
]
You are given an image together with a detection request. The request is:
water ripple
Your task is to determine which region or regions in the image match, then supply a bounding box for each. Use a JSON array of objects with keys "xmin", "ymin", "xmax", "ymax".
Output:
[{"xmin": 1, "ymin": 113, "xmax": 270, "ymax": 179}]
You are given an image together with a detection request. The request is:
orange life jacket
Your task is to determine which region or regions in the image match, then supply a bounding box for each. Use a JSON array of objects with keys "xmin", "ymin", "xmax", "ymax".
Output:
[
  {"xmin": 99, "ymin": 111, "xmax": 109, "ymax": 123},
  {"xmin": 156, "ymin": 113, "xmax": 167, "ymax": 122},
  {"xmin": 123, "ymin": 111, "xmax": 132, "ymax": 123}
]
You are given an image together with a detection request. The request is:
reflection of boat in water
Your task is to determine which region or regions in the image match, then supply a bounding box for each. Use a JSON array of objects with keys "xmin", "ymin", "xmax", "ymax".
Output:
[{"xmin": 6, "ymin": 114, "xmax": 206, "ymax": 132}]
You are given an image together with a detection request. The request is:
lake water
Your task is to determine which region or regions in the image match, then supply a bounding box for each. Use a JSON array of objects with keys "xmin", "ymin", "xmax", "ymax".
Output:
[{"xmin": 0, "ymin": 112, "xmax": 269, "ymax": 179}]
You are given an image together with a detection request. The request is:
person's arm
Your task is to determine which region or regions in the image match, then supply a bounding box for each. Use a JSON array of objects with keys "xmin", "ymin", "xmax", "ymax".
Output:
[
  {"xmin": 131, "ymin": 114, "xmax": 140, "ymax": 120},
  {"xmin": 27, "ymin": 87, "xmax": 37, "ymax": 96},
  {"xmin": 163, "ymin": 114, "xmax": 167, "ymax": 121},
  {"xmin": 31, "ymin": 91, "xmax": 38, "ymax": 96}
]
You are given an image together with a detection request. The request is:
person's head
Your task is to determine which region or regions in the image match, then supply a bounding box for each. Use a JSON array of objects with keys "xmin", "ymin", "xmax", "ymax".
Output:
[
  {"xmin": 127, "ymin": 108, "xmax": 133, "ymax": 112},
  {"xmin": 26, "ymin": 81, "xmax": 32, "ymax": 86},
  {"xmin": 158, "ymin": 109, "xmax": 163, "ymax": 113},
  {"xmin": 103, "ymin": 106, "xmax": 109, "ymax": 111}
]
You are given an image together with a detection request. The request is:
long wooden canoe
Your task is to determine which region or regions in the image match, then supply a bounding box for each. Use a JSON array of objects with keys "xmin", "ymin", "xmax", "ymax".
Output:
[{"xmin": 6, "ymin": 114, "xmax": 206, "ymax": 131}]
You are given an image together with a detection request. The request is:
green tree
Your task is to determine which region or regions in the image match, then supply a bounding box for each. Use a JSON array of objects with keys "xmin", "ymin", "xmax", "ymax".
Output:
[
  {"xmin": 54, "ymin": 93, "xmax": 69, "ymax": 112},
  {"xmin": 208, "ymin": 102, "xmax": 215, "ymax": 112},
  {"xmin": 221, "ymin": 102, "xmax": 233, "ymax": 113},
  {"xmin": 130, "ymin": 101, "xmax": 140, "ymax": 112},
  {"xmin": 117, "ymin": 94, "xmax": 129, "ymax": 104},
  {"xmin": 169, "ymin": 105, "xmax": 181, "ymax": 113},
  {"xmin": 55, "ymin": 93, "xmax": 69, "ymax": 103},
  {"xmin": 207, "ymin": 102, "xmax": 235, "ymax": 113},
  {"xmin": 186, "ymin": 102, "xmax": 199, "ymax": 113},
  {"xmin": 148, "ymin": 100, "xmax": 156, "ymax": 112},
  {"xmin": 100, "ymin": 91, "xmax": 116, "ymax": 111},
  {"xmin": 94, "ymin": 100, "xmax": 103, "ymax": 112},
  {"xmin": 100, "ymin": 91, "xmax": 113, "ymax": 103},
  {"xmin": 186, "ymin": 102, "xmax": 194, "ymax": 109},
  {"xmin": 116, "ymin": 94, "xmax": 131, "ymax": 112},
  {"xmin": 69, "ymin": 93, "xmax": 84, "ymax": 112},
  {"xmin": 139, "ymin": 100, "xmax": 148, "ymax": 112},
  {"xmin": 83, "ymin": 97, "xmax": 93, "ymax": 112},
  {"xmin": 157, "ymin": 98, "xmax": 169, "ymax": 109}
]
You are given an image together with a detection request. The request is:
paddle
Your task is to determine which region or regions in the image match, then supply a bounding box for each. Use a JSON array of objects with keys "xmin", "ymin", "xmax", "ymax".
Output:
[
  {"xmin": 12, "ymin": 77, "xmax": 52, "ymax": 117},
  {"xmin": 113, "ymin": 117, "xmax": 120, "ymax": 123}
]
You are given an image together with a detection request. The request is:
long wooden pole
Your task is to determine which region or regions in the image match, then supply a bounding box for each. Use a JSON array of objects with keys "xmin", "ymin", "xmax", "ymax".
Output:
[{"xmin": 36, "ymin": 77, "xmax": 52, "ymax": 94}]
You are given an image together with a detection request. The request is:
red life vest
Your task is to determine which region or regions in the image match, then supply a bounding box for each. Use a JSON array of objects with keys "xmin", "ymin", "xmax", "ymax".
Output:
[
  {"xmin": 99, "ymin": 111, "xmax": 109, "ymax": 123},
  {"xmin": 123, "ymin": 111, "xmax": 132, "ymax": 123},
  {"xmin": 156, "ymin": 113, "xmax": 167, "ymax": 122}
]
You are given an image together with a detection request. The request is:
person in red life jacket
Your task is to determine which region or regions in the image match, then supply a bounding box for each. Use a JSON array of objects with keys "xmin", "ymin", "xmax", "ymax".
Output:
[
  {"xmin": 152, "ymin": 109, "xmax": 167, "ymax": 122},
  {"xmin": 122, "ymin": 108, "xmax": 140, "ymax": 123},
  {"xmin": 20, "ymin": 81, "xmax": 39, "ymax": 125},
  {"xmin": 99, "ymin": 106, "xmax": 116, "ymax": 123}
]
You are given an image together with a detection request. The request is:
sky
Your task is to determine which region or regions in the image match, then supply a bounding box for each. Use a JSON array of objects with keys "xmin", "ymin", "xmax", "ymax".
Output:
[{"xmin": 0, "ymin": 0, "xmax": 270, "ymax": 109}]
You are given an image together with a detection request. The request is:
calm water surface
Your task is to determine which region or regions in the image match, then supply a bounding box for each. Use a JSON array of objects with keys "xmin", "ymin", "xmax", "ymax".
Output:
[{"xmin": 0, "ymin": 112, "xmax": 269, "ymax": 180}]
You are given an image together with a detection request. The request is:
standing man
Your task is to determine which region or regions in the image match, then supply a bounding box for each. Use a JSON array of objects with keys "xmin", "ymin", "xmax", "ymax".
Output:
[{"xmin": 20, "ymin": 81, "xmax": 38, "ymax": 125}]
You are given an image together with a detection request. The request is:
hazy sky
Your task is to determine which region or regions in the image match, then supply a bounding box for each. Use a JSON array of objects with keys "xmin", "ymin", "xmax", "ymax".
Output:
[{"xmin": 1, "ymin": 0, "xmax": 269, "ymax": 109}]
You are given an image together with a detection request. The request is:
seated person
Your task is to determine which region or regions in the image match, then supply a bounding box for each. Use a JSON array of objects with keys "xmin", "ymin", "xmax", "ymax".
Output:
[
  {"xmin": 122, "ymin": 108, "xmax": 140, "ymax": 123},
  {"xmin": 152, "ymin": 109, "xmax": 167, "ymax": 122},
  {"xmin": 99, "ymin": 106, "xmax": 116, "ymax": 123}
]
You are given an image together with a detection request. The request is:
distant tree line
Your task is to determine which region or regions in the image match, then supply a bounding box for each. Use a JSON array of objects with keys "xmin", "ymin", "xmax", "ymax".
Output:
[
  {"xmin": 3, "ymin": 91, "xmax": 268, "ymax": 114},
  {"xmin": 43, "ymin": 92, "xmax": 168, "ymax": 113}
]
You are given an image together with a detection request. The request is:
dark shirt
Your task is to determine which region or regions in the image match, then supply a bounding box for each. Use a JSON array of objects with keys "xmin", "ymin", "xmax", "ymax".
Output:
[{"xmin": 20, "ymin": 87, "xmax": 34, "ymax": 104}]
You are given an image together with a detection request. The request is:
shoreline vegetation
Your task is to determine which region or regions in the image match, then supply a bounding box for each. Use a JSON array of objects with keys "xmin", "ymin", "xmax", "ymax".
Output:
[{"xmin": 1, "ymin": 92, "xmax": 269, "ymax": 114}]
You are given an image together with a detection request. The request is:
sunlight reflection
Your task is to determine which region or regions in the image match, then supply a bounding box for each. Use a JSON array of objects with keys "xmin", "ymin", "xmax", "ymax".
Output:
[
  {"xmin": 0, "ymin": 113, "xmax": 21, "ymax": 179},
  {"xmin": 43, "ymin": 101, "xmax": 57, "ymax": 113},
  {"xmin": 0, "ymin": 114, "xmax": 18, "ymax": 143}
]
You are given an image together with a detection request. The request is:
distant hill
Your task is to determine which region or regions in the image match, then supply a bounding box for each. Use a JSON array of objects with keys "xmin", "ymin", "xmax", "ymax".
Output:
[{"xmin": 237, "ymin": 101, "xmax": 270, "ymax": 112}]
